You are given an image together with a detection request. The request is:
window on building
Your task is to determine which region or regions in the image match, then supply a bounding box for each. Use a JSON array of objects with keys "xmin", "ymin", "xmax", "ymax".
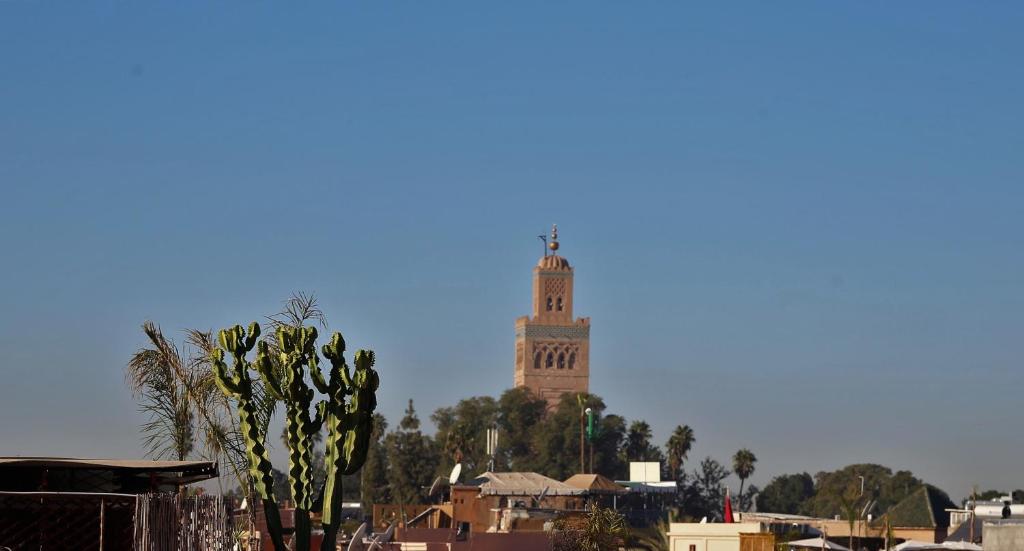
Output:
[
  {"xmin": 546, "ymin": 296, "xmax": 553, "ymax": 311},
  {"xmin": 557, "ymin": 353, "xmax": 565, "ymax": 369},
  {"xmin": 546, "ymin": 352, "xmax": 553, "ymax": 368},
  {"xmin": 534, "ymin": 352, "xmax": 541, "ymax": 370},
  {"xmin": 556, "ymin": 297, "xmax": 563, "ymax": 311},
  {"xmin": 568, "ymin": 352, "xmax": 576, "ymax": 370}
]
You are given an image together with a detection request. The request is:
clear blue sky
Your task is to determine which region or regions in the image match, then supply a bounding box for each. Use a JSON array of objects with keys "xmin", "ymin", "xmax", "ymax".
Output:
[{"xmin": 1, "ymin": 1, "xmax": 1022, "ymax": 500}]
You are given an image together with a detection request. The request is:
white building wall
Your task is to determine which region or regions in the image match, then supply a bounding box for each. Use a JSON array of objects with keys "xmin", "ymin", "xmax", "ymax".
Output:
[{"xmin": 666, "ymin": 522, "xmax": 764, "ymax": 551}]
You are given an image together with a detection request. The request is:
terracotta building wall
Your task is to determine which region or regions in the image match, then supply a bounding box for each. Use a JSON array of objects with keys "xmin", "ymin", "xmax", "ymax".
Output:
[{"xmin": 514, "ymin": 251, "xmax": 591, "ymax": 408}]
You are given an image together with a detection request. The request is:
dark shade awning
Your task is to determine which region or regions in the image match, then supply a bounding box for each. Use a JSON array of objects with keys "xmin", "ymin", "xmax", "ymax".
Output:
[{"xmin": 0, "ymin": 457, "xmax": 218, "ymax": 493}]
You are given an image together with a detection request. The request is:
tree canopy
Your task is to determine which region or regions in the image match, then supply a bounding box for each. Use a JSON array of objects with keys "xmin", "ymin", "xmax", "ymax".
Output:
[
  {"xmin": 756, "ymin": 464, "xmax": 948, "ymax": 520},
  {"xmin": 804, "ymin": 464, "xmax": 923, "ymax": 518},
  {"xmin": 432, "ymin": 395, "xmax": 499, "ymax": 475},
  {"xmin": 758, "ymin": 472, "xmax": 815, "ymax": 514},
  {"xmin": 384, "ymin": 400, "xmax": 438, "ymax": 506}
]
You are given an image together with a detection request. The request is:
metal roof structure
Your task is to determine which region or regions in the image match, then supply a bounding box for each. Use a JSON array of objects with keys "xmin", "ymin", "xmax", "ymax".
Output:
[
  {"xmin": 0, "ymin": 457, "xmax": 218, "ymax": 493},
  {"xmin": 563, "ymin": 474, "xmax": 628, "ymax": 495},
  {"xmin": 0, "ymin": 457, "xmax": 215, "ymax": 470},
  {"xmin": 615, "ymin": 480, "xmax": 678, "ymax": 494},
  {"xmin": 465, "ymin": 472, "xmax": 585, "ymax": 496}
]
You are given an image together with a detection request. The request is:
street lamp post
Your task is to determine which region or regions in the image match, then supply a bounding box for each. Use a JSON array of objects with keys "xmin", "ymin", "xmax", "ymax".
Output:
[
  {"xmin": 579, "ymin": 407, "xmax": 585, "ymax": 473},
  {"xmin": 585, "ymin": 408, "xmax": 593, "ymax": 473}
]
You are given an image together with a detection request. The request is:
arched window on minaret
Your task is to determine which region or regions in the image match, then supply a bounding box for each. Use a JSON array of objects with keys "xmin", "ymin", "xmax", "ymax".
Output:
[
  {"xmin": 534, "ymin": 352, "xmax": 542, "ymax": 370},
  {"xmin": 556, "ymin": 297, "xmax": 563, "ymax": 311},
  {"xmin": 557, "ymin": 353, "xmax": 565, "ymax": 369},
  {"xmin": 569, "ymin": 352, "xmax": 576, "ymax": 370},
  {"xmin": 546, "ymin": 352, "xmax": 554, "ymax": 368},
  {"xmin": 546, "ymin": 296, "xmax": 553, "ymax": 311}
]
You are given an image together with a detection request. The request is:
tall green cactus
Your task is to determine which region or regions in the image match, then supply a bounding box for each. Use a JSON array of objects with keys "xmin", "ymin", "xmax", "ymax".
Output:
[
  {"xmin": 276, "ymin": 325, "xmax": 323, "ymax": 551},
  {"xmin": 211, "ymin": 323, "xmax": 287, "ymax": 551},
  {"xmin": 212, "ymin": 322, "xmax": 379, "ymax": 551},
  {"xmin": 317, "ymin": 334, "xmax": 380, "ymax": 548}
]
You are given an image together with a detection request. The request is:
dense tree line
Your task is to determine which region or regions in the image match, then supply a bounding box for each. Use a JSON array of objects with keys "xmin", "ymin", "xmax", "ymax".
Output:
[
  {"xmin": 358, "ymin": 388, "xmax": 755, "ymax": 522},
  {"xmin": 361, "ymin": 390, "xmax": 960, "ymax": 526},
  {"xmin": 757, "ymin": 464, "xmax": 955, "ymax": 519}
]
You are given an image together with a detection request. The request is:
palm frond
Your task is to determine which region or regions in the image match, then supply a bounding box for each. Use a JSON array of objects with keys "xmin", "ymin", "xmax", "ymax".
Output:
[
  {"xmin": 126, "ymin": 294, "xmax": 319, "ymax": 496},
  {"xmin": 266, "ymin": 291, "xmax": 327, "ymax": 329},
  {"xmin": 126, "ymin": 322, "xmax": 195, "ymax": 461}
]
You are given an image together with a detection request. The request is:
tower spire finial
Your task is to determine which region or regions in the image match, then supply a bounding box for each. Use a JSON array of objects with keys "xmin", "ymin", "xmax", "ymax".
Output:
[{"xmin": 549, "ymin": 224, "xmax": 559, "ymax": 252}]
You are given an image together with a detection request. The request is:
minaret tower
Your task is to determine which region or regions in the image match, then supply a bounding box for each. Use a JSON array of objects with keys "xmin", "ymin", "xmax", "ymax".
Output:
[{"xmin": 514, "ymin": 225, "xmax": 591, "ymax": 408}]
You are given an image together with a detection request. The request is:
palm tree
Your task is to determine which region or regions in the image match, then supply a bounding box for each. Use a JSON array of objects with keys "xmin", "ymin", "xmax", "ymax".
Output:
[
  {"xmin": 126, "ymin": 322, "xmax": 257, "ymax": 490},
  {"xmin": 840, "ymin": 493, "xmax": 859, "ymax": 551},
  {"xmin": 125, "ymin": 292, "xmax": 327, "ymax": 494},
  {"xmin": 665, "ymin": 425, "xmax": 695, "ymax": 481},
  {"xmin": 732, "ymin": 448, "xmax": 757, "ymax": 511},
  {"xmin": 125, "ymin": 323, "xmax": 195, "ymax": 460},
  {"xmin": 624, "ymin": 420, "xmax": 661, "ymax": 461}
]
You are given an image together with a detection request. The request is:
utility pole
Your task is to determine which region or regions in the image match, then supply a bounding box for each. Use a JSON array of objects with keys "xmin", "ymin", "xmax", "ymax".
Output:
[
  {"xmin": 586, "ymin": 408, "xmax": 594, "ymax": 474},
  {"xmin": 579, "ymin": 408, "xmax": 585, "ymax": 473}
]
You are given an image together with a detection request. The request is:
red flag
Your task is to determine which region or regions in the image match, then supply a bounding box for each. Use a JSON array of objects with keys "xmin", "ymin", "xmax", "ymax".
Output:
[{"xmin": 724, "ymin": 488, "xmax": 735, "ymax": 523}]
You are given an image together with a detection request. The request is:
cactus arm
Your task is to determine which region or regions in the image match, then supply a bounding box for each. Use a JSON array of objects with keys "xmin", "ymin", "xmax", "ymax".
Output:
[
  {"xmin": 338, "ymin": 360, "xmax": 355, "ymax": 392},
  {"xmin": 252, "ymin": 342, "xmax": 284, "ymax": 400},
  {"xmin": 212, "ymin": 323, "xmax": 286, "ymax": 551},
  {"xmin": 319, "ymin": 333, "xmax": 349, "ymax": 545},
  {"xmin": 314, "ymin": 400, "xmax": 327, "ymax": 427},
  {"xmin": 309, "ymin": 399, "xmax": 326, "ymax": 436},
  {"xmin": 342, "ymin": 351, "xmax": 379, "ymax": 475},
  {"xmin": 210, "ymin": 349, "xmax": 242, "ymax": 396},
  {"xmin": 244, "ymin": 321, "xmax": 261, "ymax": 350},
  {"xmin": 323, "ymin": 341, "xmax": 379, "ymax": 549},
  {"xmin": 308, "ymin": 351, "xmax": 329, "ymax": 394}
]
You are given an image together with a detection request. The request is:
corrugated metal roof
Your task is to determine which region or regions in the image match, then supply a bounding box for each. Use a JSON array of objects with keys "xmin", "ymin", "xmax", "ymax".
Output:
[
  {"xmin": 467, "ymin": 472, "xmax": 585, "ymax": 496},
  {"xmin": 0, "ymin": 457, "xmax": 216, "ymax": 472}
]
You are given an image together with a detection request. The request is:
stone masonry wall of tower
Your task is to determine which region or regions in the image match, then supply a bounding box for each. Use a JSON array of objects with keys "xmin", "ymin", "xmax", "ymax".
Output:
[{"xmin": 513, "ymin": 227, "xmax": 590, "ymax": 409}]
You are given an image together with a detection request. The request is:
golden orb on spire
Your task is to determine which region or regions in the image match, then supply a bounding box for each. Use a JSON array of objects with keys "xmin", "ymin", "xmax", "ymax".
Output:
[{"xmin": 548, "ymin": 224, "xmax": 559, "ymax": 251}]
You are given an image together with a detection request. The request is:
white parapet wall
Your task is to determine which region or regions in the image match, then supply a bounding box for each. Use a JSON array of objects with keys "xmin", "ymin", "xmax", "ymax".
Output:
[
  {"xmin": 665, "ymin": 522, "xmax": 765, "ymax": 551},
  {"xmin": 984, "ymin": 522, "xmax": 1024, "ymax": 551}
]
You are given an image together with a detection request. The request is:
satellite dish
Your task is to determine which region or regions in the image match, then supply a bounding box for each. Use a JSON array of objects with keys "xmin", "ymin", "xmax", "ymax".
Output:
[
  {"xmin": 346, "ymin": 522, "xmax": 367, "ymax": 551},
  {"xmin": 449, "ymin": 463, "xmax": 463, "ymax": 485},
  {"xmin": 428, "ymin": 476, "xmax": 444, "ymax": 498},
  {"xmin": 534, "ymin": 486, "xmax": 550, "ymax": 507},
  {"xmin": 367, "ymin": 522, "xmax": 396, "ymax": 550}
]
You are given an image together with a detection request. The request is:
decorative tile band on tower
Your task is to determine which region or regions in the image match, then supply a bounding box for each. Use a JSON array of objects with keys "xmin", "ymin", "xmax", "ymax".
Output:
[{"xmin": 513, "ymin": 225, "xmax": 591, "ymax": 408}]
